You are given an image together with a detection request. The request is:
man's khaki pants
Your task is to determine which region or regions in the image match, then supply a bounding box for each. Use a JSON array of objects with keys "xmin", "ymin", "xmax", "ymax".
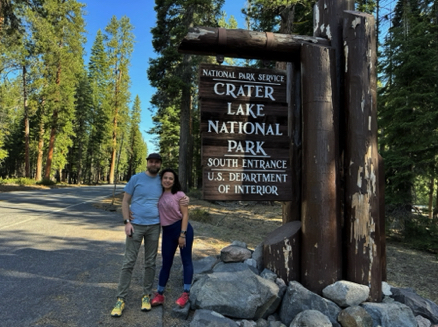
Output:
[{"xmin": 116, "ymin": 223, "xmax": 161, "ymax": 300}]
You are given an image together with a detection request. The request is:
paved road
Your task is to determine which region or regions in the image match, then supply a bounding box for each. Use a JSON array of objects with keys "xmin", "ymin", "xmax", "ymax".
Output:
[{"xmin": 0, "ymin": 185, "xmax": 163, "ymax": 327}]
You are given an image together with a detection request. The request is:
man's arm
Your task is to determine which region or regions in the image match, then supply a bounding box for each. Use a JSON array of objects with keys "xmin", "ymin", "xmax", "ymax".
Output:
[{"xmin": 122, "ymin": 192, "xmax": 134, "ymax": 236}]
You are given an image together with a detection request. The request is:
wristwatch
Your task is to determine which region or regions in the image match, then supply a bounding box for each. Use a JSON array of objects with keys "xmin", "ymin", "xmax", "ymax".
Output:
[
  {"xmin": 124, "ymin": 219, "xmax": 130, "ymax": 224},
  {"xmin": 180, "ymin": 230, "xmax": 187, "ymax": 235}
]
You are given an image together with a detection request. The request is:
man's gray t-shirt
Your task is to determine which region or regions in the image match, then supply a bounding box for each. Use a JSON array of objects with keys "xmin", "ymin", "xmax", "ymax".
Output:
[{"xmin": 124, "ymin": 172, "xmax": 161, "ymax": 225}]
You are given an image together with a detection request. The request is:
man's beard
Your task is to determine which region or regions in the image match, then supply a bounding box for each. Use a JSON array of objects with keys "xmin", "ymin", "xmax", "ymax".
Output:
[{"xmin": 147, "ymin": 167, "xmax": 160, "ymax": 175}]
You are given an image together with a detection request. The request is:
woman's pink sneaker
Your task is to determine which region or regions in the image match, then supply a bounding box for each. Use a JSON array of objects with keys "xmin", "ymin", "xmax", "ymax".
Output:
[
  {"xmin": 151, "ymin": 292, "xmax": 165, "ymax": 306},
  {"xmin": 175, "ymin": 292, "xmax": 190, "ymax": 307}
]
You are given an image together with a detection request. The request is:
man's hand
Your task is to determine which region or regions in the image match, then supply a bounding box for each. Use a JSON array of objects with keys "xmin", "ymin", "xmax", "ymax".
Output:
[
  {"xmin": 179, "ymin": 196, "xmax": 190, "ymax": 206},
  {"xmin": 125, "ymin": 222, "xmax": 134, "ymax": 237}
]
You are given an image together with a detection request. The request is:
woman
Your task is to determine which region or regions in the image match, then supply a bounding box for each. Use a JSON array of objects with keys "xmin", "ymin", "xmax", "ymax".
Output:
[{"xmin": 151, "ymin": 168, "xmax": 194, "ymax": 308}]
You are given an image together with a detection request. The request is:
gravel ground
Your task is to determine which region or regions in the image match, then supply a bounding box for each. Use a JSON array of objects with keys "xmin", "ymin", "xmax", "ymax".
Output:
[{"xmin": 3, "ymin": 185, "xmax": 436, "ymax": 326}]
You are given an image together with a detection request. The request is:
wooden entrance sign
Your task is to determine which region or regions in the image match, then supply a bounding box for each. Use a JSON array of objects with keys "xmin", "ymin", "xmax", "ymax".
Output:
[
  {"xmin": 199, "ymin": 64, "xmax": 291, "ymax": 201},
  {"xmin": 179, "ymin": 0, "xmax": 384, "ymax": 301}
]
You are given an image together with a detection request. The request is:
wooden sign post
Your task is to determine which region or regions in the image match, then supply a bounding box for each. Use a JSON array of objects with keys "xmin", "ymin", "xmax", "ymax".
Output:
[{"xmin": 178, "ymin": 0, "xmax": 384, "ymax": 301}]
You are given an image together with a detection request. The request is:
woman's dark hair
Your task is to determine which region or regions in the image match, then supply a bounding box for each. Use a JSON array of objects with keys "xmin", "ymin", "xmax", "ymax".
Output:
[{"xmin": 160, "ymin": 168, "xmax": 182, "ymax": 194}]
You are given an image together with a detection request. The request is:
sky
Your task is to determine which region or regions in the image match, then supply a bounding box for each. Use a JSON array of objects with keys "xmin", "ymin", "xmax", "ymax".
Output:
[{"xmin": 81, "ymin": 0, "xmax": 248, "ymax": 153}]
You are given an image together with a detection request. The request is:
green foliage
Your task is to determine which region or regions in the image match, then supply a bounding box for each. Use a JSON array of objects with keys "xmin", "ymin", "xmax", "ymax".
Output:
[
  {"xmin": 244, "ymin": 0, "xmax": 313, "ymax": 34},
  {"xmin": 355, "ymin": 0, "xmax": 377, "ymax": 14},
  {"xmin": 187, "ymin": 187, "xmax": 203, "ymax": 199},
  {"xmin": 386, "ymin": 203, "xmax": 438, "ymax": 253},
  {"xmin": 148, "ymin": 0, "xmax": 224, "ymax": 190},
  {"xmin": 127, "ymin": 95, "xmax": 147, "ymax": 179},
  {"xmin": 379, "ymin": 0, "xmax": 438, "ymax": 207},
  {"xmin": 0, "ymin": 0, "xmax": 144, "ymax": 185},
  {"xmin": 148, "ymin": 105, "xmax": 180, "ymax": 168},
  {"xmin": 36, "ymin": 178, "xmax": 56, "ymax": 186},
  {"xmin": 85, "ymin": 29, "xmax": 112, "ymax": 183},
  {"xmin": 104, "ymin": 15, "xmax": 134, "ymax": 183},
  {"xmin": 0, "ymin": 177, "xmax": 35, "ymax": 185},
  {"xmin": 190, "ymin": 207, "xmax": 212, "ymax": 223},
  {"xmin": 403, "ymin": 215, "xmax": 438, "ymax": 253}
]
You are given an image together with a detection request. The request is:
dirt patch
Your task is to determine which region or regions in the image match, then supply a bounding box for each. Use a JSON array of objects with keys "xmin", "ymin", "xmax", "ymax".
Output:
[
  {"xmin": 0, "ymin": 184, "xmax": 51, "ymax": 192},
  {"xmin": 0, "ymin": 183, "xmax": 84, "ymax": 192}
]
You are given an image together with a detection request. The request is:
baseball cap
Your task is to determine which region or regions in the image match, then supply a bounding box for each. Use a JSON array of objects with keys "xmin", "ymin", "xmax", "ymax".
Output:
[{"xmin": 146, "ymin": 153, "xmax": 162, "ymax": 161}]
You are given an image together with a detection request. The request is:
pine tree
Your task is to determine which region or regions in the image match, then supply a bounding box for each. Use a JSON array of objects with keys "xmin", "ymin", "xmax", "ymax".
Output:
[
  {"xmin": 104, "ymin": 16, "xmax": 133, "ymax": 184},
  {"xmin": 148, "ymin": 0, "xmax": 224, "ymax": 191},
  {"xmin": 25, "ymin": 0, "xmax": 86, "ymax": 181},
  {"xmin": 0, "ymin": 79, "xmax": 21, "ymax": 169},
  {"xmin": 86, "ymin": 29, "xmax": 112, "ymax": 183},
  {"xmin": 126, "ymin": 95, "xmax": 147, "ymax": 180},
  {"xmin": 70, "ymin": 70, "xmax": 92, "ymax": 184},
  {"xmin": 379, "ymin": 0, "xmax": 438, "ymax": 207},
  {"xmin": 148, "ymin": 105, "xmax": 180, "ymax": 169}
]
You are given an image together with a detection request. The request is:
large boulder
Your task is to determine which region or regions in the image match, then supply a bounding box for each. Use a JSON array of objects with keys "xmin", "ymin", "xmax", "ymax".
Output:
[
  {"xmin": 391, "ymin": 287, "xmax": 438, "ymax": 324},
  {"xmin": 290, "ymin": 310, "xmax": 332, "ymax": 327},
  {"xmin": 193, "ymin": 256, "xmax": 220, "ymax": 274},
  {"xmin": 190, "ymin": 269, "xmax": 280, "ymax": 320},
  {"xmin": 212, "ymin": 261, "xmax": 258, "ymax": 274},
  {"xmin": 338, "ymin": 305, "xmax": 373, "ymax": 327},
  {"xmin": 322, "ymin": 280, "xmax": 370, "ymax": 307},
  {"xmin": 189, "ymin": 309, "xmax": 239, "ymax": 327},
  {"xmin": 220, "ymin": 245, "xmax": 252, "ymax": 263},
  {"xmin": 279, "ymin": 281, "xmax": 341, "ymax": 327},
  {"xmin": 361, "ymin": 301, "xmax": 417, "ymax": 327}
]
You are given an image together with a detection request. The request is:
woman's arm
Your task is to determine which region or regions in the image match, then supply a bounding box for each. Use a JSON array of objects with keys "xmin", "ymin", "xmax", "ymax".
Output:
[{"xmin": 178, "ymin": 199, "xmax": 189, "ymax": 248}]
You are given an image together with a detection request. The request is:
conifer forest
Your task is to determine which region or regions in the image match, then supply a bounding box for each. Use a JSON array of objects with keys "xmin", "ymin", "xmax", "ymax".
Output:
[{"xmin": 1, "ymin": 0, "xmax": 438, "ymax": 224}]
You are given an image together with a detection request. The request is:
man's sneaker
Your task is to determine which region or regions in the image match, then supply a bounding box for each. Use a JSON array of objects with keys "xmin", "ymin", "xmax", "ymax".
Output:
[
  {"xmin": 141, "ymin": 295, "xmax": 151, "ymax": 311},
  {"xmin": 151, "ymin": 292, "xmax": 165, "ymax": 306},
  {"xmin": 111, "ymin": 298, "xmax": 125, "ymax": 317},
  {"xmin": 175, "ymin": 292, "xmax": 190, "ymax": 307}
]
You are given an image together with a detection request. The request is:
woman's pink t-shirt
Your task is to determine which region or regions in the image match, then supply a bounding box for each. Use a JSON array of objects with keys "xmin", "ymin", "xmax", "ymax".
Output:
[{"xmin": 158, "ymin": 191, "xmax": 186, "ymax": 226}]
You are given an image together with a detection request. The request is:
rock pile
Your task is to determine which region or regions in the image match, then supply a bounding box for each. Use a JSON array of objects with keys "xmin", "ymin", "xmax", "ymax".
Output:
[{"xmin": 176, "ymin": 241, "xmax": 438, "ymax": 327}]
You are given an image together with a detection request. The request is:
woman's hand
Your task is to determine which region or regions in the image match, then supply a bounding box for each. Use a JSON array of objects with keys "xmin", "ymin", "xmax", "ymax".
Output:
[{"xmin": 178, "ymin": 236, "xmax": 186, "ymax": 249}]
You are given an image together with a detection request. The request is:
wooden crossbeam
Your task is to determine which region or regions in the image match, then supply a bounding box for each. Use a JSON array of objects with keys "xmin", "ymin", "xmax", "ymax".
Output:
[{"xmin": 178, "ymin": 26, "xmax": 330, "ymax": 62}]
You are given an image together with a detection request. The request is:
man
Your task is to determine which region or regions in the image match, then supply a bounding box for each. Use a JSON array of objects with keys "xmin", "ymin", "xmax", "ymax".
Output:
[{"xmin": 111, "ymin": 153, "xmax": 187, "ymax": 317}]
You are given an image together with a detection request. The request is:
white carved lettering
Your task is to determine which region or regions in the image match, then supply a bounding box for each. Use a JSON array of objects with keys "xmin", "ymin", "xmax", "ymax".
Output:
[{"xmin": 213, "ymin": 83, "xmax": 275, "ymax": 101}]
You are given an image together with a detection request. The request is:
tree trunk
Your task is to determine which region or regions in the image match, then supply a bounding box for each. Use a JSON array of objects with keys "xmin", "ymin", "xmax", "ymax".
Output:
[
  {"xmin": 109, "ymin": 118, "xmax": 117, "ymax": 184},
  {"xmin": 187, "ymin": 112, "xmax": 194, "ymax": 189},
  {"xmin": 109, "ymin": 68, "xmax": 121, "ymax": 184},
  {"xmin": 379, "ymin": 154, "xmax": 387, "ymax": 281},
  {"xmin": 300, "ymin": 44, "xmax": 342, "ymax": 295},
  {"xmin": 44, "ymin": 112, "xmax": 57, "ymax": 180},
  {"xmin": 44, "ymin": 62, "xmax": 62, "ymax": 180},
  {"xmin": 36, "ymin": 112, "xmax": 45, "ymax": 181},
  {"xmin": 435, "ymin": 179, "xmax": 438, "ymax": 218},
  {"xmin": 343, "ymin": 11, "xmax": 382, "ymax": 302},
  {"xmin": 76, "ymin": 138, "xmax": 83, "ymax": 185},
  {"xmin": 282, "ymin": 61, "xmax": 301, "ymax": 224},
  {"xmin": 23, "ymin": 65, "xmax": 30, "ymax": 178},
  {"xmin": 275, "ymin": 4, "xmax": 296, "ymax": 71},
  {"xmin": 428, "ymin": 175, "xmax": 434, "ymax": 219},
  {"xmin": 277, "ymin": 5, "xmax": 295, "ymax": 220},
  {"xmin": 178, "ymin": 54, "xmax": 192, "ymax": 192}
]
